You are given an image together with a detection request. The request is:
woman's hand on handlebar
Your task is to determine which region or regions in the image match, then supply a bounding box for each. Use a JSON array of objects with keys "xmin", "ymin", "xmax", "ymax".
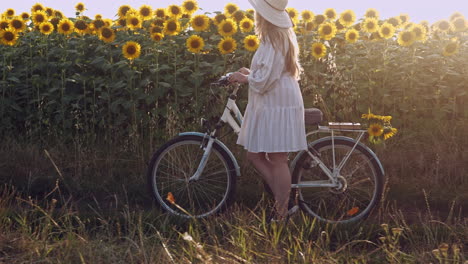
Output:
[
  {"xmin": 238, "ymin": 67, "xmax": 250, "ymax": 75},
  {"xmin": 228, "ymin": 72, "xmax": 248, "ymax": 84}
]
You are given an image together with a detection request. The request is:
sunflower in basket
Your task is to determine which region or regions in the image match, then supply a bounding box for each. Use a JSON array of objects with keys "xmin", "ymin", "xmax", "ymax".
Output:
[{"xmin": 361, "ymin": 110, "xmax": 398, "ymax": 144}]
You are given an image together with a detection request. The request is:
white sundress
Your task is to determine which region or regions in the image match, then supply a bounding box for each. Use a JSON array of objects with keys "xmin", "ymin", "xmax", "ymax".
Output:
[{"xmin": 236, "ymin": 37, "xmax": 308, "ymax": 153}]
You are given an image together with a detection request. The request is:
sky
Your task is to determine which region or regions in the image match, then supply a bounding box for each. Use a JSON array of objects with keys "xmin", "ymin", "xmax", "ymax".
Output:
[{"xmin": 4, "ymin": 0, "xmax": 468, "ymax": 23}]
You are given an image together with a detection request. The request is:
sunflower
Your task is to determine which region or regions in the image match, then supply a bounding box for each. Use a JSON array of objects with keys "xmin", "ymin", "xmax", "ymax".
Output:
[
  {"xmin": 450, "ymin": 12, "xmax": 464, "ymax": 22},
  {"xmin": 218, "ymin": 19, "xmax": 237, "ymax": 37},
  {"xmin": 452, "ymin": 17, "xmax": 466, "ymax": 32},
  {"xmin": 224, "ymin": 3, "xmax": 239, "ymax": 17},
  {"xmin": 149, "ymin": 25, "xmax": 163, "ymax": 34},
  {"xmin": 20, "ymin": 12, "xmax": 30, "ymax": 21},
  {"xmin": 386, "ymin": 17, "xmax": 401, "ymax": 28},
  {"xmin": 0, "ymin": 20, "xmax": 9, "ymax": 31},
  {"xmin": 399, "ymin": 14, "xmax": 410, "ymax": 26},
  {"xmin": 32, "ymin": 10, "xmax": 48, "ymax": 25},
  {"xmin": 190, "ymin": 14, "xmax": 210, "ymax": 32},
  {"xmin": 57, "ymin": 19, "xmax": 74, "ymax": 35},
  {"xmin": 45, "ymin": 7, "xmax": 54, "ymax": 16},
  {"xmin": 0, "ymin": 29, "xmax": 18, "ymax": 45},
  {"xmin": 314, "ymin": 14, "xmax": 326, "ymax": 26},
  {"xmin": 167, "ymin": 5, "xmax": 182, "ymax": 18},
  {"xmin": 339, "ymin": 10, "xmax": 356, "ymax": 27},
  {"xmin": 304, "ymin": 22, "xmax": 315, "ymax": 32},
  {"xmin": 232, "ymin": 10, "xmax": 245, "ymax": 23},
  {"xmin": 74, "ymin": 3, "xmax": 85, "ymax": 13},
  {"xmin": 185, "ymin": 35, "xmax": 204, "ymax": 53},
  {"xmin": 345, "ymin": 29, "xmax": 359, "ymax": 43},
  {"xmin": 50, "ymin": 17, "xmax": 61, "ymax": 28},
  {"xmin": 74, "ymin": 19, "xmax": 88, "ymax": 34},
  {"xmin": 218, "ymin": 37, "xmax": 237, "ymax": 54},
  {"xmin": 318, "ymin": 22, "xmax": 337, "ymax": 40},
  {"xmin": 92, "ymin": 19, "xmax": 105, "ymax": 31},
  {"xmin": 324, "ymin": 8, "xmax": 337, "ymax": 20},
  {"xmin": 213, "ymin": 13, "xmax": 227, "ymax": 26},
  {"xmin": 126, "ymin": 14, "xmax": 142, "ymax": 30},
  {"xmin": 244, "ymin": 35, "xmax": 259, "ymax": 52},
  {"xmin": 435, "ymin": 20, "xmax": 452, "ymax": 32},
  {"xmin": 365, "ymin": 8, "xmax": 379, "ymax": 19},
  {"xmin": 154, "ymin": 8, "xmax": 166, "ymax": 19},
  {"xmin": 118, "ymin": 5, "xmax": 132, "ymax": 17},
  {"xmin": 31, "ymin": 3, "xmax": 45, "ymax": 13},
  {"xmin": 335, "ymin": 20, "xmax": 346, "ymax": 32},
  {"xmin": 39, "ymin": 21, "xmax": 54, "ymax": 35},
  {"xmin": 99, "ymin": 26, "xmax": 115, "ymax": 43},
  {"xmin": 4, "ymin": 8, "xmax": 15, "ymax": 17},
  {"xmin": 311, "ymin": 42, "xmax": 327, "ymax": 59},
  {"xmin": 378, "ymin": 23, "xmax": 395, "ymax": 39},
  {"xmin": 397, "ymin": 30, "xmax": 415, "ymax": 47},
  {"xmin": 239, "ymin": 18, "xmax": 254, "ymax": 33},
  {"xmin": 182, "ymin": 0, "xmax": 198, "ymax": 14},
  {"xmin": 383, "ymin": 127, "xmax": 398, "ymax": 140},
  {"xmin": 362, "ymin": 18, "xmax": 379, "ymax": 33},
  {"xmin": 54, "ymin": 10, "xmax": 64, "ymax": 18},
  {"xmin": 410, "ymin": 24, "xmax": 427, "ymax": 42},
  {"xmin": 9, "ymin": 18, "xmax": 26, "ymax": 33},
  {"xmin": 301, "ymin": 10, "xmax": 314, "ymax": 22},
  {"xmin": 122, "ymin": 41, "xmax": 141, "ymax": 60},
  {"xmin": 163, "ymin": 19, "xmax": 181, "ymax": 35},
  {"xmin": 443, "ymin": 41, "xmax": 459, "ymax": 56},
  {"xmin": 368, "ymin": 123, "xmax": 383, "ymax": 137},
  {"xmin": 137, "ymin": 5, "xmax": 152, "ymax": 20},
  {"xmin": 151, "ymin": 32, "xmax": 164, "ymax": 42}
]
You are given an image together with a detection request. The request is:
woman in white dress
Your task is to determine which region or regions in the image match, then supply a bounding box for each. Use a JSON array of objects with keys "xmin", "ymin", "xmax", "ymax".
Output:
[{"xmin": 228, "ymin": 0, "xmax": 307, "ymax": 220}]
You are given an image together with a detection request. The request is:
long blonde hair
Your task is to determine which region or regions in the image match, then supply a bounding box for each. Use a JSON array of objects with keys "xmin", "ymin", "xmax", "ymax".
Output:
[{"xmin": 255, "ymin": 12, "xmax": 302, "ymax": 79}]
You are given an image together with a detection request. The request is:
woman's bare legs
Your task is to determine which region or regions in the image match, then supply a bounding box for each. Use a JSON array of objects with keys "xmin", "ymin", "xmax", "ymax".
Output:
[{"xmin": 247, "ymin": 152, "xmax": 291, "ymax": 218}]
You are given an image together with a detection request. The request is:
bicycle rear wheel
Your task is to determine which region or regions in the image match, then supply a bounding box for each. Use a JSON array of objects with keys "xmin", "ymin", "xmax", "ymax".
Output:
[
  {"xmin": 291, "ymin": 137, "xmax": 384, "ymax": 224},
  {"xmin": 147, "ymin": 135, "xmax": 237, "ymax": 218}
]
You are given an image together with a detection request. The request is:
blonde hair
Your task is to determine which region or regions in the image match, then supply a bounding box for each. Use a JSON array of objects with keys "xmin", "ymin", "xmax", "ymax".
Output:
[{"xmin": 255, "ymin": 12, "xmax": 302, "ymax": 79}]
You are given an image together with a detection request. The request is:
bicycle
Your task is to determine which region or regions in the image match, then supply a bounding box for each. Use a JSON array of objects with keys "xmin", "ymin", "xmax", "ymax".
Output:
[{"xmin": 147, "ymin": 73, "xmax": 385, "ymax": 224}]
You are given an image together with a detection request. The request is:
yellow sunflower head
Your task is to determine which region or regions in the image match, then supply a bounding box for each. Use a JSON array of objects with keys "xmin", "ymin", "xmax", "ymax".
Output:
[
  {"xmin": 368, "ymin": 123, "xmax": 384, "ymax": 137},
  {"xmin": 301, "ymin": 10, "xmax": 314, "ymax": 22},
  {"xmin": 44, "ymin": 7, "xmax": 54, "ymax": 16},
  {"xmin": 39, "ymin": 21, "xmax": 54, "ymax": 35},
  {"xmin": 164, "ymin": 18, "xmax": 181, "ymax": 36},
  {"xmin": 313, "ymin": 14, "xmax": 326, "ymax": 26},
  {"xmin": 410, "ymin": 24, "xmax": 427, "ymax": 42},
  {"xmin": 154, "ymin": 8, "xmax": 166, "ymax": 19},
  {"xmin": 182, "ymin": 0, "xmax": 198, "ymax": 14},
  {"xmin": 126, "ymin": 14, "xmax": 142, "ymax": 30},
  {"xmin": 213, "ymin": 13, "xmax": 227, "ymax": 26},
  {"xmin": 118, "ymin": 5, "xmax": 132, "ymax": 18},
  {"xmin": 304, "ymin": 21, "xmax": 315, "ymax": 32},
  {"xmin": 186, "ymin": 35, "xmax": 204, "ymax": 53},
  {"xmin": 20, "ymin": 12, "xmax": 30, "ymax": 21},
  {"xmin": 167, "ymin": 5, "xmax": 182, "ymax": 18},
  {"xmin": 58, "ymin": 19, "xmax": 74, "ymax": 35},
  {"xmin": 218, "ymin": 37, "xmax": 237, "ymax": 54},
  {"xmin": 75, "ymin": 3, "xmax": 85, "ymax": 12},
  {"xmin": 383, "ymin": 127, "xmax": 398, "ymax": 140},
  {"xmin": 339, "ymin": 10, "xmax": 356, "ymax": 27},
  {"xmin": 151, "ymin": 32, "xmax": 164, "ymax": 42},
  {"xmin": 0, "ymin": 29, "xmax": 18, "ymax": 46},
  {"xmin": 74, "ymin": 19, "xmax": 88, "ymax": 34},
  {"xmin": 362, "ymin": 17, "xmax": 379, "ymax": 33},
  {"xmin": 138, "ymin": 5, "xmax": 152, "ymax": 20},
  {"xmin": 54, "ymin": 10, "xmax": 64, "ymax": 19},
  {"xmin": 286, "ymin": 8, "xmax": 299, "ymax": 22},
  {"xmin": 345, "ymin": 29, "xmax": 359, "ymax": 43},
  {"xmin": 99, "ymin": 26, "xmax": 115, "ymax": 43},
  {"xmin": 335, "ymin": 20, "xmax": 345, "ymax": 32},
  {"xmin": 364, "ymin": 8, "xmax": 379, "ymax": 19},
  {"xmin": 452, "ymin": 17, "xmax": 467, "ymax": 32},
  {"xmin": 92, "ymin": 19, "xmax": 105, "ymax": 31},
  {"xmin": 450, "ymin": 12, "xmax": 464, "ymax": 22},
  {"xmin": 244, "ymin": 34, "xmax": 259, "ymax": 52},
  {"xmin": 435, "ymin": 20, "xmax": 453, "ymax": 32},
  {"xmin": 0, "ymin": 20, "xmax": 9, "ymax": 31},
  {"xmin": 443, "ymin": 41, "xmax": 459, "ymax": 56},
  {"xmin": 378, "ymin": 23, "xmax": 395, "ymax": 39},
  {"xmin": 122, "ymin": 41, "xmax": 141, "ymax": 60},
  {"xmin": 318, "ymin": 22, "xmax": 337, "ymax": 40},
  {"xmin": 31, "ymin": 3, "xmax": 45, "ymax": 13},
  {"xmin": 4, "ymin": 8, "xmax": 15, "ymax": 17},
  {"xmin": 9, "ymin": 18, "xmax": 26, "ymax": 33},
  {"xmin": 399, "ymin": 14, "xmax": 410, "ymax": 25},
  {"xmin": 311, "ymin": 42, "xmax": 327, "ymax": 59},
  {"xmin": 232, "ymin": 10, "xmax": 245, "ymax": 23},
  {"xmin": 218, "ymin": 18, "xmax": 238, "ymax": 37},
  {"xmin": 397, "ymin": 30, "xmax": 415, "ymax": 47},
  {"xmin": 190, "ymin": 14, "xmax": 210, "ymax": 32},
  {"xmin": 324, "ymin": 8, "xmax": 337, "ymax": 20},
  {"xmin": 239, "ymin": 18, "xmax": 254, "ymax": 33},
  {"xmin": 32, "ymin": 10, "xmax": 48, "ymax": 25},
  {"xmin": 224, "ymin": 3, "xmax": 239, "ymax": 17},
  {"xmin": 149, "ymin": 25, "xmax": 163, "ymax": 34},
  {"xmin": 387, "ymin": 17, "xmax": 401, "ymax": 28}
]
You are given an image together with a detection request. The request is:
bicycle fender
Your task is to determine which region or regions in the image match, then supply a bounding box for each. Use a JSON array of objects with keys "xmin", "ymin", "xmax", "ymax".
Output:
[
  {"xmin": 295, "ymin": 136, "xmax": 385, "ymax": 176},
  {"xmin": 178, "ymin": 132, "xmax": 241, "ymax": 177}
]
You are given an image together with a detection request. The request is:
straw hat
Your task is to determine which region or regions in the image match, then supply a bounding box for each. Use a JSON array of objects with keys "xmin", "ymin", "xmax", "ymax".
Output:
[{"xmin": 248, "ymin": 0, "xmax": 293, "ymax": 28}]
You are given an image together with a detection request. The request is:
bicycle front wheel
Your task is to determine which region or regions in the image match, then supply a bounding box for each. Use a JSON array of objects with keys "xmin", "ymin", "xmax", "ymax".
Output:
[
  {"xmin": 291, "ymin": 137, "xmax": 384, "ymax": 224},
  {"xmin": 147, "ymin": 135, "xmax": 237, "ymax": 218}
]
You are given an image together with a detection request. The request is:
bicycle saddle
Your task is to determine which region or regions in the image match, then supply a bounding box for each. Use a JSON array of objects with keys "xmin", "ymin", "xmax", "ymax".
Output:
[{"xmin": 304, "ymin": 108, "xmax": 323, "ymax": 126}]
